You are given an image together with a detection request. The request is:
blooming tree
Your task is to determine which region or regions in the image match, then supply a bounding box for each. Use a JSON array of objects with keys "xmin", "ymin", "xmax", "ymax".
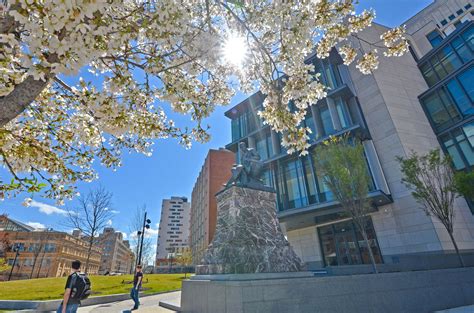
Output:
[{"xmin": 0, "ymin": 0, "xmax": 408, "ymax": 203}]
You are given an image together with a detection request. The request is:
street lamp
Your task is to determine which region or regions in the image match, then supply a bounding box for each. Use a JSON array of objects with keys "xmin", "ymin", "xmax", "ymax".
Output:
[
  {"xmin": 8, "ymin": 244, "xmax": 21, "ymax": 281},
  {"xmin": 137, "ymin": 212, "xmax": 151, "ymax": 266}
]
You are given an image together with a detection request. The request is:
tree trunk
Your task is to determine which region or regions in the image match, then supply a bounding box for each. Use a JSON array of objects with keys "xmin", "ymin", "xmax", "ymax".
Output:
[
  {"xmin": 361, "ymin": 229, "xmax": 378, "ymax": 274},
  {"xmin": 85, "ymin": 238, "xmax": 94, "ymax": 274},
  {"xmin": 36, "ymin": 251, "xmax": 46, "ymax": 279},
  {"xmin": 30, "ymin": 254, "xmax": 38, "ymax": 279},
  {"xmin": 448, "ymin": 230, "xmax": 465, "ymax": 267}
]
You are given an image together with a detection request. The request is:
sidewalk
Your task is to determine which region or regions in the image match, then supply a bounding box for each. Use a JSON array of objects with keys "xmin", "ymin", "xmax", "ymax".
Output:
[{"xmin": 78, "ymin": 291, "xmax": 180, "ymax": 313}]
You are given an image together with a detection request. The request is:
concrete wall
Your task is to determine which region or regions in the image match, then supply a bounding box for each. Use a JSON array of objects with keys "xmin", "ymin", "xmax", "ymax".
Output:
[
  {"xmin": 181, "ymin": 267, "xmax": 474, "ymax": 313},
  {"xmin": 403, "ymin": 0, "xmax": 472, "ymax": 59}
]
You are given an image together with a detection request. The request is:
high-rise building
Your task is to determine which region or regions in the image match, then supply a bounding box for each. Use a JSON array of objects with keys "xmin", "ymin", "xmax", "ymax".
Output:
[
  {"xmin": 0, "ymin": 215, "xmax": 101, "ymax": 280},
  {"xmin": 97, "ymin": 227, "xmax": 134, "ymax": 274},
  {"xmin": 155, "ymin": 196, "xmax": 191, "ymax": 266},
  {"xmin": 190, "ymin": 149, "xmax": 235, "ymax": 264},
  {"xmin": 223, "ymin": 0, "xmax": 474, "ymax": 272},
  {"xmin": 405, "ymin": 0, "xmax": 473, "ymax": 188}
]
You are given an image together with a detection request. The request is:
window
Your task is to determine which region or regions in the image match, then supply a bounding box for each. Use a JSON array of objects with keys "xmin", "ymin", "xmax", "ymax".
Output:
[
  {"xmin": 427, "ymin": 30, "xmax": 443, "ymax": 47},
  {"xmin": 452, "ymin": 36, "xmax": 472, "ymax": 62},
  {"xmin": 44, "ymin": 243, "xmax": 55, "ymax": 252},
  {"xmin": 335, "ymin": 97, "xmax": 352, "ymax": 129},
  {"xmin": 282, "ymin": 159, "xmax": 308, "ymax": 209},
  {"xmin": 441, "ymin": 19, "xmax": 448, "ymax": 26},
  {"xmin": 447, "ymin": 79, "xmax": 472, "ymax": 115},
  {"xmin": 462, "ymin": 24, "xmax": 474, "ymax": 49},
  {"xmin": 304, "ymin": 112, "xmax": 318, "ymax": 140},
  {"xmin": 321, "ymin": 59, "xmax": 342, "ymax": 89},
  {"xmin": 457, "ymin": 9, "xmax": 464, "ymax": 15},
  {"xmin": 449, "ymin": 14, "xmax": 456, "ymax": 21},
  {"xmin": 320, "ymin": 103, "xmax": 335, "ymax": 136},
  {"xmin": 255, "ymin": 134, "xmax": 274, "ymax": 160},
  {"xmin": 421, "ymin": 89, "xmax": 461, "ymax": 131},
  {"xmin": 437, "ymin": 45, "xmax": 462, "ymax": 74},
  {"xmin": 440, "ymin": 122, "xmax": 474, "ymax": 170},
  {"xmin": 420, "ymin": 62, "xmax": 438, "ymax": 87},
  {"xmin": 466, "ymin": 4, "xmax": 472, "ymax": 10},
  {"xmin": 458, "ymin": 66, "xmax": 474, "ymax": 104}
]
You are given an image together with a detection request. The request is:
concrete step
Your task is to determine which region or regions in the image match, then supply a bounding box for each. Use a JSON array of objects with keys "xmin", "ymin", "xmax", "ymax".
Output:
[
  {"xmin": 434, "ymin": 305, "xmax": 474, "ymax": 313},
  {"xmin": 159, "ymin": 300, "xmax": 181, "ymax": 312}
]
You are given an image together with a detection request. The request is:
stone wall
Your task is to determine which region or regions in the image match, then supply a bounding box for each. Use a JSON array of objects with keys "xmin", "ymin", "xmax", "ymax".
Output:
[{"xmin": 181, "ymin": 267, "xmax": 474, "ymax": 313}]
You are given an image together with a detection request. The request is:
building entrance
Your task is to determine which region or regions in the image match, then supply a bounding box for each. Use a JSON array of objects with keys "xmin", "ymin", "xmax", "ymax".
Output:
[{"xmin": 318, "ymin": 218, "xmax": 382, "ymax": 266}]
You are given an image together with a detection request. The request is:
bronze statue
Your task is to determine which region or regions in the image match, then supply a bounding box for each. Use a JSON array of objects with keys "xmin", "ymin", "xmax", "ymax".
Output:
[{"xmin": 226, "ymin": 142, "xmax": 266, "ymax": 189}]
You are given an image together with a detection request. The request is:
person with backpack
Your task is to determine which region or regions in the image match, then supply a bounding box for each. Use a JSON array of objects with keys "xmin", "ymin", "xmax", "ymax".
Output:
[
  {"xmin": 57, "ymin": 260, "xmax": 91, "ymax": 313},
  {"xmin": 130, "ymin": 264, "xmax": 143, "ymax": 310}
]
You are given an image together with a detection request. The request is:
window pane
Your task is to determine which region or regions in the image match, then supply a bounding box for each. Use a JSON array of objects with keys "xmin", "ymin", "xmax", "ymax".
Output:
[
  {"xmin": 320, "ymin": 103, "xmax": 335, "ymax": 136},
  {"xmin": 304, "ymin": 113, "xmax": 317, "ymax": 140},
  {"xmin": 464, "ymin": 122, "xmax": 474, "ymax": 147},
  {"xmin": 432, "ymin": 58, "xmax": 448, "ymax": 80},
  {"xmin": 335, "ymin": 98, "xmax": 351, "ymax": 129},
  {"xmin": 441, "ymin": 134, "xmax": 465, "ymax": 169},
  {"xmin": 461, "ymin": 25, "xmax": 474, "ymax": 50},
  {"xmin": 420, "ymin": 63, "xmax": 438, "ymax": 86},
  {"xmin": 458, "ymin": 67, "xmax": 474, "ymax": 106},
  {"xmin": 284, "ymin": 159, "xmax": 307, "ymax": 209},
  {"xmin": 427, "ymin": 30, "xmax": 443, "ymax": 47},
  {"xmin": 447, "ymin": 79, "xmax": 472, "ymax": 115},
  {"xmin": 439, "ymin": 88, "xmax": 461, "ymax": 121},
  {"xmin": 437, "ymin": 45, "xmax": 462, "ymax": 74},
  {"xmin": 422, "ymin": 92, "xmax": 454, "ymax": 129},
  {"xmin": 452, "ymin": 37, "xmax": 472, "ymax": 62},
  {"xmin": 303, "ymin": 157, "xmax": 317, "ymax": 204},
  {"xmin": 256, "ymin": 137, "xmax": 268, "ymax": 160}
]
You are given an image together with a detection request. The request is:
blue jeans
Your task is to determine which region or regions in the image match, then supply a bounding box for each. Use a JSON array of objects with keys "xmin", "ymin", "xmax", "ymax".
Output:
[
  {"xmin": 56, "ymin": 303, "xmax": 79, "ymax": 313},
  {"xmin": 130, "ymin": 288, "xmax": 140, "ymax": 308}
]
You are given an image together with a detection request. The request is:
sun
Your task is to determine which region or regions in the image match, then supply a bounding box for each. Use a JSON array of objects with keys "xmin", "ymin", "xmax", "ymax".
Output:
[{"xmin": 222, "ymin": 34, "xmax": 248, "ymax": 68}]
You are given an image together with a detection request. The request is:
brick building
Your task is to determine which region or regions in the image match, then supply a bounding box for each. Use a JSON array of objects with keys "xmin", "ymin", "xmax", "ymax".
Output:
[
  {"xmin": 189, "ymin": 148, "xmax": 235, "ymax": 264},
  {"xmin": 97, "ymin": 227, "xmax": 134, "ymax": 274},
  {"xmin": 0, "ymin": 215, "xmax": 101, "ymax": 280}
]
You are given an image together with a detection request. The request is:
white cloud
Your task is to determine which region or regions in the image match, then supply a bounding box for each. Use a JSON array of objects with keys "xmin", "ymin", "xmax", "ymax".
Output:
[
  {"xmin": 27, "ymin": 222, "xmax": 45, "ymax": 229},
  {"xmin": 129, "ymin": 226, "xmax": 159, "ymax": 239},
  {"xmin": 106, "ymin": 219, "xmax": 113, "ymax": 226},
  {"xmin": 120, "ymin": 232, "xmax": 128, "ymax": 239},
  {"xmin": 30, "ymin": 200, "xmax": 70, "ymax": 216},
  {"xmin": 110, "ymin": 210, "xmax": 120, "ymax": 214}
]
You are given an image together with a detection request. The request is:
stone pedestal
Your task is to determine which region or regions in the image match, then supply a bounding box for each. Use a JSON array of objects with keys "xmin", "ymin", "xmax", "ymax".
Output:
[{"xmin": 196, "ymin": 186, "xmax": 304, "ymax": 275}]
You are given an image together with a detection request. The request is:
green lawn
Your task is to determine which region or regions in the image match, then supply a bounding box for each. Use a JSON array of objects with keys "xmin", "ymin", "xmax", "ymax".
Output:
[{"xmin": 0, "ymin": 274, "xmax": 184, "ymax": 301}]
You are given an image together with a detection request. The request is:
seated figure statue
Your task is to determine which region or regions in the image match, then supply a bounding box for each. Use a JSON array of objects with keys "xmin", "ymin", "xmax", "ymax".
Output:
[{"xmin": 226, "ymin": 142, "xmax": 267, "ymax": 190}]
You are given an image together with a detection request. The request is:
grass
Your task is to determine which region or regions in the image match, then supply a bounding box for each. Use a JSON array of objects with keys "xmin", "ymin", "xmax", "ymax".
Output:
[{"xmin": 0, "ymin": 274, "xmax": 184, "ymax": 301}]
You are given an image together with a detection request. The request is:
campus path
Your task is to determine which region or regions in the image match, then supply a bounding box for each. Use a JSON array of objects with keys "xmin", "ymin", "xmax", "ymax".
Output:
[{"xmin": 78, "ymin": 291, "xmax": 180, "ymax": 313}]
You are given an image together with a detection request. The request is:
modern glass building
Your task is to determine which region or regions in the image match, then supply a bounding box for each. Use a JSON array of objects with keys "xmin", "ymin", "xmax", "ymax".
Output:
[
  {"xmin": 418, "ymin": 22, "xmax": 473, "ymax": 173},
  {"xmin": 224, "ymin": 0, "xmax": 474, "ymax": 271}
]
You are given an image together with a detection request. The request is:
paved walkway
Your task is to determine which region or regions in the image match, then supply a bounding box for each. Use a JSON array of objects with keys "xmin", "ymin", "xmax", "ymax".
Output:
[
  {"xmin": 78, "ymin": 291, "xmax": 180, "ymax": 313},
  {"xmin": 435, "ymin": 305, "xmax": 474, "ymax": 313}
]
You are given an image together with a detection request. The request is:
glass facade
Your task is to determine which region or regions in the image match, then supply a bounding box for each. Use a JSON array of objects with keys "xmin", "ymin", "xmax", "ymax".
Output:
[
  {"xmin": 230, "ymin": 106, "xmax": 264, "ymax": 142},
  {"xmin": 439, "ymin": 121, "xmax": 474, "ymax": 170},
  {"xmin": 267, "ymin": 145, "xmax": 375, "ymax": 212},
  {"xmin": 421, "ymin": 65, "xmax": 473, "ymax": 132},
  {"xmin": 318, "ymin": 218, "xmax": 382, "ymax": 266},
  {"xmin": 419, "ymin": 24, "xmax": 473, "ymax": 87}
]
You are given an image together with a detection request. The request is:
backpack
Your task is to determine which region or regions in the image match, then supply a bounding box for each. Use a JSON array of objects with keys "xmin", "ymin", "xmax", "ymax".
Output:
[{"xmin": 70, "ymin": 273, "xmax": 92, "ymax": 301}]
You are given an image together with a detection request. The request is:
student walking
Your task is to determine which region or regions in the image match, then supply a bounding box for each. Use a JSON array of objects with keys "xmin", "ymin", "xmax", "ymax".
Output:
[
  {"xmin": 130, "ymin": 264, "xmax": 143, "ymax": 310},
  {"xmin": 57, "ymin": 260, "xmax": 91, "ymax": 313}
]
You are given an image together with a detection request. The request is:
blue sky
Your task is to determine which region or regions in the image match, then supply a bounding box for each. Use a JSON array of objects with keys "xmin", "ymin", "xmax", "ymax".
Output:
[{"xmin": 0, "ymin": 1, "xmax": 433, "ymax": 255}]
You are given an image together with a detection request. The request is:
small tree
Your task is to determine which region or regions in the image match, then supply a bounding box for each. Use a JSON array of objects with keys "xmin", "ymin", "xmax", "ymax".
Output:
[
  {"xmin": 454, "ymin": 171, "xmax": 474, "ymax": 201},
  {"xmin": 314, "ymin": 136, "xmax": 379, "ymax": 273},
  {"xmin": 176, "ymin": 248, "xmax": 193, "ymax": 278},
  {"xmin": 66, "ymin": 186, "xmax": 114, "ymax": 273},
  {"xmin": 397, "ymin": 149, "xmax": 464, "ymax": 267},
  {"xmin": 0, "ymin": 258, "xmax": 10, "ymax": 273}
]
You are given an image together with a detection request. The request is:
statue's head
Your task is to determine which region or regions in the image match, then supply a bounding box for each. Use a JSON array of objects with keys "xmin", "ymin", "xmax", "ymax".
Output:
[{"xmin": 238, "ymin": 141, "xmax": 247, "ymax": 150}]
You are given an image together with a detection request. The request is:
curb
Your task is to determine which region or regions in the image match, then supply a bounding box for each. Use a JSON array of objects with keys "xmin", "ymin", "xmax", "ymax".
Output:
[{"xmin": 0, "ymin": 289, "xmax": 181, "ymax": 312}]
